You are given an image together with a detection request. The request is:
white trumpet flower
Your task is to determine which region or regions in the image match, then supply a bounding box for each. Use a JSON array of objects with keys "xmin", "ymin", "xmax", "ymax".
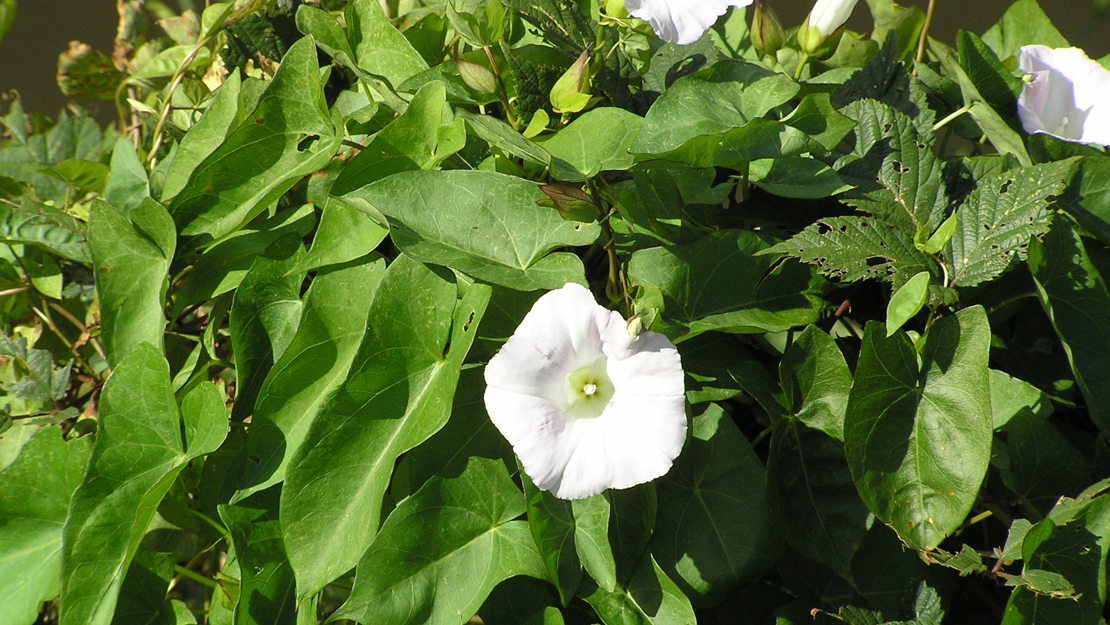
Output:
[
  {"xmin": 484, "ymin": 283, "xmax": 687, "ymax": 499},
  {"xmin": 1017, "ymin": 45, "xmax": 1110, "ymax": 147},
  {"xmin": 625, "ymin": 0, "xmax": 753, "ymax": 46}
]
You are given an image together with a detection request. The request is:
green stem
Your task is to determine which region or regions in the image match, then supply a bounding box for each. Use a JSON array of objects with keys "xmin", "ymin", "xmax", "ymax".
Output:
[
  {"xmin": 792, "ymin": 52, "xmax": 810, "ymax": 81},
  {"xmin": 915, "ymin": 0, "xmax": 937, "ymax": 63},
  {"xmin": 483, "ymin": 46, "xmax": 519, "ymax": 129},
  {"xmin": 932, "ymin": 104, "xmax": 970, "ymax": 132},
  {"xmin": 174, "ymin": 564, "xmax": 218, "ymax": 590}
]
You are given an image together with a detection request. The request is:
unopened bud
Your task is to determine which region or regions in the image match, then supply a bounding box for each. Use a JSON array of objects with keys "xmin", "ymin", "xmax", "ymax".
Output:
[
  {"xmin": 798, "ymin": 0, "xmax": 860, "ymax": 55},
  {"xmin": 751, "ymin": 0, "xmax": 785, "ymax": 57},
  {"xmin": 454, "ymin": 58, "xmax": 498, "ymax": 95}
]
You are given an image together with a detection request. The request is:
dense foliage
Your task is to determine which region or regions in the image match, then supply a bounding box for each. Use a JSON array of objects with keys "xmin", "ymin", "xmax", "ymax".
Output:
[{"xmin": 0, "ymin": 0, "xmax": 1108, "ymax": 623}]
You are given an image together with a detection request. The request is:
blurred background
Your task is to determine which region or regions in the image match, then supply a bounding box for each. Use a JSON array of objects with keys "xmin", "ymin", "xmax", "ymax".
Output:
[{"xmin": 0, "ymin": 0, "xmax": 1105, "ymax": 116}]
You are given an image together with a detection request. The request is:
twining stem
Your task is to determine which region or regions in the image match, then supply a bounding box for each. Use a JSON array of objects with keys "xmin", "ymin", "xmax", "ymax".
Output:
[
  {"xmin": 32, "ymin": 301, "xmax": 97, "ymax": 379},
  {"xmin": 587, "ymin": 179, "xmax": 627, "ymax": 312},
  {"xmin": 915, "ymin": 0, "xmax": 937, "ymax": 63}
]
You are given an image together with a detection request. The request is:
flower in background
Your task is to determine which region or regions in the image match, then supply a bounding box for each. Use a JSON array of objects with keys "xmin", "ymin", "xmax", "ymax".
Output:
[
  {"xmin": 484, "ymin": 283, "xmax": 686, "ymax": 499},
  {"xmin": 798, "ymin": 0, "xmax": 859, "ymax": 54},
  {"xmin": 625, "ymin": 0, "xmax": 754, "ymax": 46},
  {"xmin": 1017, "ymin": 45, "xmax": 1110, "ymax": 147}
]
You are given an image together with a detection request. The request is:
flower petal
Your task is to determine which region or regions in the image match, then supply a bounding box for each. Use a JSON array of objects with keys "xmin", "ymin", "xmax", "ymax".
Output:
[
  {"xmin": 625, "ymin": 0, "xmax": 753, "ymax": 45},
  {"xmin": 1018, "ymin": 45, "xmax": 1110, "ymax": 147},
  {"xmin": 483, "ymin": 282, "xmax": 688, "ymax": 499}
]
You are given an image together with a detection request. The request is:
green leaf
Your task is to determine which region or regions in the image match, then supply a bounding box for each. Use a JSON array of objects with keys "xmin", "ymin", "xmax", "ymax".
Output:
[
  {"xmin": 331, "ymin": 81, "xmax": 463, "ymax": 196},
  {"xmin": 948, "ymin": 160, "xmax": 1077, "ymax": 287},
  {"xmin": 523, "ymin": 476, "xmax": 585, "ymax": 604},
  {"xmin": 762, "ymin": 215, "xmax": 935, "ymax": 286},
  {"xmin": 0, "ymin": 331, "xmax": 71, "ymax": 404},
  {"xmin": 749, "ymin": 156, "xmax": 852, "ymax": 199},
  {"xmin": 218, "ymin": 487, "xmax": 296, "ymax": 625},
  {"xmin": 956, "ymin": 31, "xmax": 1021, "ymax": 114},
  {"xmin": 1002, "ymin": 497, "xmax": 1110, "ymax": 625},
  {"xmin": 628, "ymin": 231, "xmax": 821, "ymax": 340},
  {"xmin": 333, "ymin": 457, "xmax": 545, "ymax": 624},
  {"xmin": 989, "ymin": 369, "xmax": 1045, "ymax": 430},
  {"xmin": 168, "ymin": 38, "xmax": 341, "ymax": 240},
  {"xmin": 941, "ymin": 49, "xmax": 1031, "ymax": 167},
  {"xmin": 837, "ymin": 100, "xmax": 950, "ymax": 237},
  {"xmin": 583, "ymin": 555, "xmax": 697, "ymax": 625},
  {"xmin": 281, "ymin": 255, "xmax": 491, "ymax": 595},
  {"xmin": 981, "ymin": 0, "xmax": 1069, "ymax": 62},
  {"xmin": 61, "ymin": 345, "xmax": 227, "ymax": 625},
  {"xmin": 844, "ymin": 307, "xmax": 993, "ymax": 550},
  {"xmin": 538, "ymin": 108, "xmax": 643, "ymax": 182},
  {"xmin": 344, "ymin": 170, "xmax": 599, "ymax": 290},
  {"xmin": 631, "ymin": 60, "xmax": 800, "ymax": 167},
  {"xmin": 653, "ymin": 404, "xmax": 779, "ymax": 605},
  {"xmin": 159, "ymin": 72, "xmax": 243, "ymax": 203},
  {"xmin": 173, "ymin": 205, "xmax": 315, "ymax": 312},
  {"xmin": 103, "ymin": 138, "xmax": 150, "ymax": 213},
  {"xmin": 346, "ymin": 0, "xmax": 429, "ymax": 89},
  {"xmin": 232, "ymin": 257, "xmax": 385, "ymax": 502},
  {"xmin": 768, "ymin": 419, "xmax": 869, "ymax": 583},
  {"xmin": 885, "ymin": 271, "xmax": 930, "ymax": 336},
  {"xmin": 0, "ymin": 428, "xmax": 91, "ymax": 625},
  {"xmin": 1001, "ymin": 411, "xmax": 1091, "ymax": 518},
  {"xmin": 89, "ymin": 198, "xmax": 175, "ymax": 367},
  {"xmin": 292, "ymin": 198, "xmax": 388, "ymax": 273},
  {"xmin": 780, "ymin": 326, "xmax": 851, "ymax": 441},
  {"xmin": 1028, "ymin": 221, "xmax": 1110, "ymax": 436},
  {"xmin": 0, "ymin": 197, "xmax": 90, "ymax": 263},
  {"xmin": 459, "ymin": 112, "xmax": 552, "ymax": 167},
  {"xmin": 227, "ymin": 237, "xmax": 305, "ymax": 421}
]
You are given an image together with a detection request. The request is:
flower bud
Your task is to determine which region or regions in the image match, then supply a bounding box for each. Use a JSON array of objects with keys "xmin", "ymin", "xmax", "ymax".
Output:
[
  {"xmin": 454, "ymin": 58, "xmax": 498, "ymax": 95},
  {"xmin": 750, "ymin": 0, "xmax": 785, "ymax": 57},
  {"xmin": 798, "ymin": 0, "xmax": 859, "ymax": 55}
]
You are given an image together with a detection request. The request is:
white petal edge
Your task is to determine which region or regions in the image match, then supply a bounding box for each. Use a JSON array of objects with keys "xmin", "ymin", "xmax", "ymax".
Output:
[
  {"xmin": 625, "ymin": 0, "xmax": 753, "ymax": 45},
  {"xmin": 1017, "ymin": 45, "xmax": 1110, "ymax": 147}
]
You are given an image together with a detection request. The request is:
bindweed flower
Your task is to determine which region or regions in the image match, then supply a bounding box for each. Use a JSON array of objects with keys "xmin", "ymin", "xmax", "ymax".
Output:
[
  {"xmin": 484, "ymin": 283, "xmax": 686, "ymax": 499},
  {"xmin": 625, "ymin": 0, "xmax": 754, "ymax": 46},
  {"xmin": 798, "ymin": 0, "xmax": 859, "ymax": 54},
  {"xmin": 1017, "ymin": 45, "xmax": 1110, "ymax": 147}
]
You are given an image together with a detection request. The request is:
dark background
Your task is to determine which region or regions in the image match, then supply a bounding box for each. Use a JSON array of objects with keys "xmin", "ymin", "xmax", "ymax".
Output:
[{"xmin": 0, "ymin": 0, "xmax": 1105, "ymax": 116}]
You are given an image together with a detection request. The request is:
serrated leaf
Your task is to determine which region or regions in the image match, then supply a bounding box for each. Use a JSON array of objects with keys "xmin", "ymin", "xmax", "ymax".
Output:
[
  {"xmin": 344, "ymin": 170, "xmax": 599, "ymax": 291},
  {"xmin": 1028, "ymin": 221, "xmax": 1110, "ymax": 436},
  {"xmin": 763, "ymin": 215, "xmax": 934, "ymax": 285},
  {"xmin": 281, "ymin": 255, "xmax": 490, "ymax": 596},
  {"xmin": 61, "ymin": 346, "xmax": 227, "ymax": 625},
  {"xmin": 628, "ymin": 231, "xmax": 821, "ymax": 340},
  {"xmin": 832, "ymin": 36, "xmax": 934, "ymax": 133},
  {"xmin": 0, "ymin": 198, "xmax": 90, "ymax": 263},
  {"xmin": 837, "ymin": 99, "xmax": 949, "ymax": 235},
  {"xmin": 653, "ymin": 404, "xmax": 779, "ymax": 605},
  {"xmin": 333, "ymin": 457, "xmax": 545, "ymax": 625},
  {"xmin": 0, "ymin": 332, "xmax": 71, "ymax": 404},
  {"xmin": 948, "ymin": 159, "xmax": 1077, "ymax": 287},
  {"xmin": 1004, "ymin": 569, "xmax": 1077, "ymax": 598},
  {"xmin": 503, "ymin": 0, "xmax": 594, "ymax": 54},
  {"xmin": 844, "ymin": 307, "xmax": 992, "ymax": 550},
  {"xmin": 0, "ymin": 428, "xmax": 91, "ymax": 625}
]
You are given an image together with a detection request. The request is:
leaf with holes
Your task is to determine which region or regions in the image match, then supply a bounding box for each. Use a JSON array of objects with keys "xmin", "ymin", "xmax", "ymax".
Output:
[
  {"xmin": 947, "ymin": 159, "xmax": 1078, "ymax": 287},
  {"xmin": 763, "ymin": 215, "xmax": 935, "ymax": 286}
]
